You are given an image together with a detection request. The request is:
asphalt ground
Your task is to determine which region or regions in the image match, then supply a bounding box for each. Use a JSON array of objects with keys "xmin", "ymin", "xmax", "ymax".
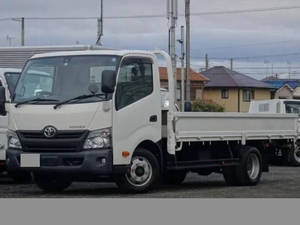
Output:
[{"xmin": 0, "ymin": 166, "xmax": 299, "ymax": 198}]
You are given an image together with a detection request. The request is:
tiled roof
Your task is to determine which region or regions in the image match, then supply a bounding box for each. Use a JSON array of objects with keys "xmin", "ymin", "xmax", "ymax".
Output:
[
  {"xmin": 264, "ymin": 80, "xmax": 300, "ymax": 90},
  {"xmin": 201, "ymin": 66, "xmax": 273, "ymax": 89},
  {"xmin": 159, "ymin": 67, "xmax": 209, "ymax": 82}
]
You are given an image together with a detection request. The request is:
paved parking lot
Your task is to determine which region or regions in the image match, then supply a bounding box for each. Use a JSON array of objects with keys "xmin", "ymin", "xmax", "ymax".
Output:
[{"xmin": 0, "ymin": 166, "xmax": 299, "ymax": 198}]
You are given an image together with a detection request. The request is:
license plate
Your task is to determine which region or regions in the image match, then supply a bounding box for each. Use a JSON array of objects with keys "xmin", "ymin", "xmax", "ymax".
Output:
[{"xmin": 20, "ymin": 154, "xmax": 40, "ymax": 168}]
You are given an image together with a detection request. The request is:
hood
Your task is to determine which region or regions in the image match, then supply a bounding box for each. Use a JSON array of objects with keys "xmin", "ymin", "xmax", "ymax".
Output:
[{"xmin": 8, "ymin": 102, "xmax": 112, "ymax": 131}]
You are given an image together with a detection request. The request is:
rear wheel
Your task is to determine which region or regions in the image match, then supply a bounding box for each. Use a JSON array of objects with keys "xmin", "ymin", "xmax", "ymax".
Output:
[
  {"xmin": 288, "ymin": 146, "xmax": 300, "ymax": 166},
  {"xmin": 223, "ymin": 146, "xmax": 262, "ymax": 186},
  {"xmin": 33, "ymin": 173, "xmax": 72, "ymax": 193},
  {"xmin": 163, "ymin": 170, "xmax": 187, "ymax": 185},
  {"xmin": 116, "ymin": 148, "xmax": 160, "ymax": 193}
]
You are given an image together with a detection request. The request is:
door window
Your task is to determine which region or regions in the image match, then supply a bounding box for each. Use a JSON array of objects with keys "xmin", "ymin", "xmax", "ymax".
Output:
[
  {"xmin": 4, "ymin": 72, "xmax": 20, "ymax": 95},
  {"xmin": 115, "ymin": 58, "xmax": 153, "ymax": 110}
]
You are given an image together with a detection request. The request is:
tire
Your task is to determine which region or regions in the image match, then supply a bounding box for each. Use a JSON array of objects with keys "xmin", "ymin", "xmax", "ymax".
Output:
[
  {"xmin": 223, "ymin": 146, "xmax": 262, "ymax": 186},
  {"xmin": 8, "ymin": 171, "xmax": 32, "ymax": 184},
  {"xmin": 33, "ymin": 173, "xmax": 72, "ymax": 193},
  {"xmin": 236, "ymin": 146, "xmax": 262, "ymax": 186},
  {"xmin": 115, "ymin": 148, "xmax": 160, "ymax": 193},
  {"xmin": 163, "ymin": 170, "xmax": 187, "ymax": 185},
  {"xmin": 288, "ymin": 146, "xmax": 300, "ymax": 166}
]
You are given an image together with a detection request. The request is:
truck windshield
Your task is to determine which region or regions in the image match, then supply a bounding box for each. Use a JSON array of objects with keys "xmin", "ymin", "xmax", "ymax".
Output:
[
  {"xmin": 13, "ymin": 55, "xmax": 120, "ymax": 104},
  {"xmin": 285, "ymin": 102, "xmax": 300, "ymax": 116}
]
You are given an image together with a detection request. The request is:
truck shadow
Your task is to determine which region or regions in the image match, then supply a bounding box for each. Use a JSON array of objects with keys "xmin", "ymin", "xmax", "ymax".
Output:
[{"xmin": 30, "ymin": 179, "xmax": 274, "ymax": 198}]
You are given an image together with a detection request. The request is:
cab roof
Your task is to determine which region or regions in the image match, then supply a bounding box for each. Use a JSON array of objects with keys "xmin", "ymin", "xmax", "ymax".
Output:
[{"xmin": 30, "ymin": 50, "xmax": 156, "ymax": 60}]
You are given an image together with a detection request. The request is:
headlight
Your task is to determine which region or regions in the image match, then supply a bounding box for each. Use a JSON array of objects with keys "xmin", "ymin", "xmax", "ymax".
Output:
[
  {"xmin": 83, "ymin": 128, "xmax": 111, "ymax": 149},
  {"xmin": 7, "ymin": 130, "xmax": 21, "ymax": 149}
]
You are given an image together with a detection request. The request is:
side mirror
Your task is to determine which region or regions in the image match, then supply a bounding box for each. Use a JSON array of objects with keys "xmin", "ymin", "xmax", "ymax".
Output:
[
  {"xmin": 184, "ymin": 101, "xmax": 192, "ymax": 112},
  {"xmin": 0, "ymin": 86, "xmax": 6, "ymax": 116},
  {"xmin": 102, "ymin": 70, "xmax": 117, "ymax": 94}
]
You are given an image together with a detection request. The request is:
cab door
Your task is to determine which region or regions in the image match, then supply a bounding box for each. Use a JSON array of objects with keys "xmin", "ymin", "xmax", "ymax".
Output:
[{"xmin": 112, "ymin": 55, "xmax": 161, "ymax": 165}]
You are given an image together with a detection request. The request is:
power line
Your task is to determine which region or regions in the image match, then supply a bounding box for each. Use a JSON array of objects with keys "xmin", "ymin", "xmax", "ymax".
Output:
[
  {"xmin": 234, "ymin": 52, "xmax": 300, "ymax": 60},
  {"xmin": 0, "ymin": 18, "xmax": 12, "ymax": 21},
  {"xmin": 1, "ymin": 5, "xmax": 300, "ymax": 22},
  {"xmin": 191, "ymin": 52, "xmax": 300, "ymax": 61},
  {"xmin": 190, "ymin": 6, "xmax": 300, "ymax": 16},
  {"xmin": 200, "ymin": 40, "xmax": 300, "ymax": 51}
]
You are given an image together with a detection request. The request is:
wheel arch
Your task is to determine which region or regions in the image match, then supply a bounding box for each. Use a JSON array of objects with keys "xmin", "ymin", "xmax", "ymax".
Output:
[{"xmin": 135, "ymin": 140, "xmax": 164, "ymax": 173}]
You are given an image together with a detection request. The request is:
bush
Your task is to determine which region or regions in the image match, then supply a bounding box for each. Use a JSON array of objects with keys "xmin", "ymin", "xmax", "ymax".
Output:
[{"xmin": 192, "ymin": 100, "xmax": 224, "ymax": 112}]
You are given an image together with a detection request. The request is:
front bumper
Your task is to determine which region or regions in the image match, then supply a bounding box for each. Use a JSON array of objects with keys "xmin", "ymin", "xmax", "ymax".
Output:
[{"xmin": 6, "ymin": 148, "xmax": 129, "ymax": 181}]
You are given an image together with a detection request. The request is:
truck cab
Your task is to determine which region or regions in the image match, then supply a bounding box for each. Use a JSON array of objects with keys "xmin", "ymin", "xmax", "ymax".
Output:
[
  {"xmin": 4, "ymin": 50, "xmax": 164, "ymax": 192},
  {"xmin": 0, "ymin": 68, "xmax": 21, "ymax": 170}
]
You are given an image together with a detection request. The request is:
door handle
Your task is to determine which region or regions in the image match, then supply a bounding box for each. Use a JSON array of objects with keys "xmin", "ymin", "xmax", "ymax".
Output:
[{"xmin": 149, "ymin": 115, "xmax": 158, "ymax": 122}]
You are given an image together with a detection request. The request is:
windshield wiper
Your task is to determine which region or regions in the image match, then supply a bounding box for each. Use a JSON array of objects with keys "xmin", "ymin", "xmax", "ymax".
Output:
[
  {"xmin": 53, "ymin": 94, "xmax": 106, "ymax": 109},
  {"xmin": 15, "ymin": 98, "xmax": 59, "ymax": 108}
]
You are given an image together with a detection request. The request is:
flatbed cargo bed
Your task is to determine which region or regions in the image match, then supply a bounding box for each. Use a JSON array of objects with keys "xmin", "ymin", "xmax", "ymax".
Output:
[{"xmin": 174, "ymin": 112, "xmax": 298, "ymax": 144}]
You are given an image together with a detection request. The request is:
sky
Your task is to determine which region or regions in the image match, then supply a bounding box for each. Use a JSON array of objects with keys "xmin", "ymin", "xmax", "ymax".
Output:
[{"xmin": 1, "ymin": 0, "xmax": 300, "ymax": 79}]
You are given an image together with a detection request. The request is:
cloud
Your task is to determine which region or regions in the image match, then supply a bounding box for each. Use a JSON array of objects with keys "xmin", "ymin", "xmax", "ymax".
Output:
[{"xmin": 1, "ymin": 0, "xmax": 300, "ymax": 77}]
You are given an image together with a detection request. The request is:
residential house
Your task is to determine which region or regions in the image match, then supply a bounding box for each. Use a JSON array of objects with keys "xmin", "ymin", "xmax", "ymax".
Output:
[
  {"xmin": 159, "ymin": 67, "xmax": 209, "ymax": 100},
  {"xmin": 262, "ymin": 77, "xmax": 300, "ymax": 99},
  {"xmin": 201, "ymin": 66, "xmax": 274, "ymax": 112}
]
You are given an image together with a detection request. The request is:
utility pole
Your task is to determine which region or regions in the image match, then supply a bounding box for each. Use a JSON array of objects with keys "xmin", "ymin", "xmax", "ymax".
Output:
[
  {"xmin": 230, "ymin": 58, "xmax": 233, "ymax": 70},
  {"xmin": 167, "ymin": 0, "xmax": 178, "ymax": 100},
  {"xmin": 96, "ymin": 0, "xmax": 103, "ymax": 45},
  {"xmin": 177, "ymin": 25, "xmax": 185, "ymax": 111},
  {"xmin": 185, "ymin": 0, "xmax": 191, "ymax": 102},
  {"xmin": 21, "ymin": 17, "xmax": 25, "ymax": 46},
  {"xmin": 12, "ymin": 17, "xmax": 25, "ymax": 46},
  {"xmin": 205, "ymin": 54, "xmax": 209, "ymax": 70}
]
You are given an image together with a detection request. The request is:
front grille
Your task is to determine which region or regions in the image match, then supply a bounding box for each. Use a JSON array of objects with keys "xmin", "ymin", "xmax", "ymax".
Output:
[{"xmin": 17, "ymin": 130, "xmax": 89, "ymax": 152}]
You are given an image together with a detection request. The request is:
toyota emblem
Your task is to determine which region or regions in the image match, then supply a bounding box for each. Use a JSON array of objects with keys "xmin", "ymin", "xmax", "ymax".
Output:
[{"xmin": 43, "ymin": 126, "xmax": 57, "ymax": 138}]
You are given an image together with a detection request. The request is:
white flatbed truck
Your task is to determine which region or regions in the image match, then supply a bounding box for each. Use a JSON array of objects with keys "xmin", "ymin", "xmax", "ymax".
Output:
[
  {"xmin": 1, "ymin": 49, "xmax": 298, "ymax": 193},
  {"xmin": 0, "ymin": 69, "xmax": 22, "ymax": 172},
  {"xmin": 0, "ymin": 68, "xmax": 21, "ymax": 166},
  {"xmin": 249, "ymin": 99, "xmax": 300, "ymax": 166}
]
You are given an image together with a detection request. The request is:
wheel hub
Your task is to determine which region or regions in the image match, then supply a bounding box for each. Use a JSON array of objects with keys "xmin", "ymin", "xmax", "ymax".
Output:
[
  {"xmin": 135, "ymin": 167, "xmax": 145, "ymax": 177},
  {"xmin": 247, "ymin": 153, "xmax": 260, "ymax": 180},
  {"xmin": 126, "ymin": 156, "xmax": 153, "ymax": 187}
]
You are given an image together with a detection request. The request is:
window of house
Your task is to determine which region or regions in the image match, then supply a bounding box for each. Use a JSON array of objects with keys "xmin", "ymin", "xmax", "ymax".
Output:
[
  {"xmin": 243, "ymin": 89, "xmax": 255, "ymax": 102},
  {"xmin": 221, "ymin": 89, "xmax": 229, "ymax": 99},
  {"xmin": 115, "ymin": 57, "xmax": 153, "ymax": 110}
]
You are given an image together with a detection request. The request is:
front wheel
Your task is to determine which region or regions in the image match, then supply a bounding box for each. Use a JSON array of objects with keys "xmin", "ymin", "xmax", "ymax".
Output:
[
  {"xmin": 33, "ymin": 173, "xmax": 72, "ymax": 193},
  {"xmin": 115, "ymin": 148, "xmax": 160, "ymax": 193}
]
